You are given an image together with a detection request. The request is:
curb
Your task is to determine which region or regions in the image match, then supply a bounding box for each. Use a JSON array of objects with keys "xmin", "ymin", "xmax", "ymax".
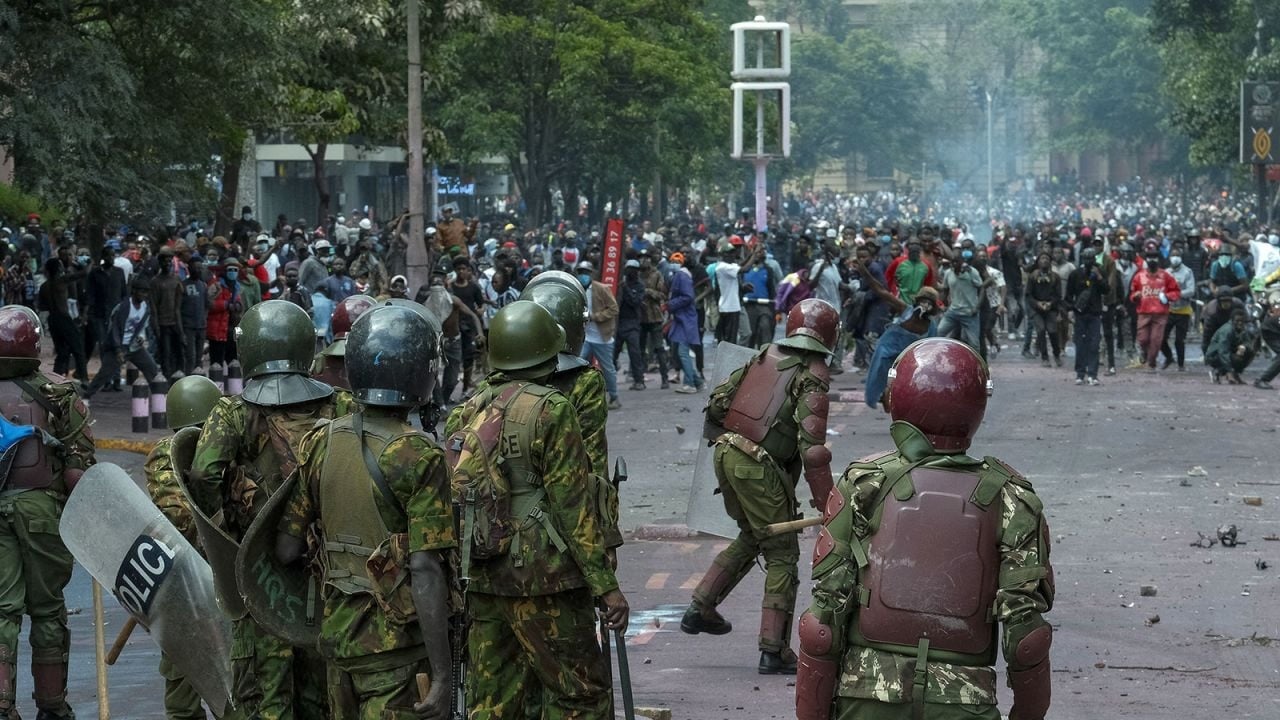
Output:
[{"xmin": 97, "ymin": 437, "xmax": 158, "ymax": 455}]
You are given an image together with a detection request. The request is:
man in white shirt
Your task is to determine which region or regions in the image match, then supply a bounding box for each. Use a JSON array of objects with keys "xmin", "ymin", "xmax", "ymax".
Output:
[{"xmin": 715, "ymin": 236, "xmax": 745, "ymax": 343}]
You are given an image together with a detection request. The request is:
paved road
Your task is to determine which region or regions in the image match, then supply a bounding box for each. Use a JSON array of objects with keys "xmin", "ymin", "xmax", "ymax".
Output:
[{"xmin": 45, "ymin": 342, "xmax": 1280, "ymax": 719}]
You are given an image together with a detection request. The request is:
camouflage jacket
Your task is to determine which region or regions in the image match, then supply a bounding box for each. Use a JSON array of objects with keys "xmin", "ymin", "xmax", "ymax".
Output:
[
  {"xmin": 189, "ymin": 390, "xmax": 354, "ymax": 539},
  {"xmin": 813, "ymin": 449, "xmax": 1053, "ymax": 706},
  {"xmin": 450, "ymin": 364, "xmax": 610, "ymax": 481},
  {"xmin": 3, "ymin": 372, "xmax": 95, "ymax": 497},
  {"xmin": 446, "ymin": 372, "xmax": 618, "ymax": 598},
  {"xmin": 144, "ymin": 436, "xmax": 197, "ymax": 545},
  {"xmin": 279, "ymin": 412, "xmax": 455, "ymax": 670}
]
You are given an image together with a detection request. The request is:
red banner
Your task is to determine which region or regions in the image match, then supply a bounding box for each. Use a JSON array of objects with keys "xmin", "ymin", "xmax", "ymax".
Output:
[{"xmin": 601, "ymin": 218, "xmax": 625, "ymax": 295}]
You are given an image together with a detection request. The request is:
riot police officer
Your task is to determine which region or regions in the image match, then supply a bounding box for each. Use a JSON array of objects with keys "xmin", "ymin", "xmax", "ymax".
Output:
[
  {"xmin": 681, "ymin": 298, "xmax": 839, "ymax": 675},
  {"xmin": 311, "ymin": 294, "xmax": 377, "ymax": 390},
  {"xmin": 277, "ymin": 304, "xmax": 454, "ymax": 719},
  {"xmin": 446, "ymin": 301, "xmax": 627, "ymax": 717},
  {"xmin": 0, "ymin": 306, "xmax": 96, "ymax": 720},
  {"xmin": 796, "ymin": 338, "xmax": 1054, "ymax": 720},
  {"xmin": 144, "ymin": 374, "xmax": 224, "ymax": 719},
  {"xmin": 189, "ymin": 300, "xmax": 354, "ymax": 720}
]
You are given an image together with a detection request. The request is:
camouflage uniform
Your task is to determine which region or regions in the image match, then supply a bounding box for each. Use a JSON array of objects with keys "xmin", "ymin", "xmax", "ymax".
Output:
[
  {"xmin": 694, "ymin": 344, "xmax": 831, "ymax": 654},
  {"xmin": 810, "ymin": 450, "xmax": 1053, "ymax": 719},
  {"xmin": 189, "ymin": 392, "xmax": 354, "ymax": 720},
  {"xmin": 279, "ymin": 412, "xmax": 456, "ymax": 720},
  {"xmin": 0, "ymin": 372, "xmax": 94, "ymax": 720},
  {"xmin": 144, "ymin": 436, "xmax": 208, "ymax": 719},
  {"xmin": 447, "ymin": 373, "xmax": 618, "ymax": 719},
  {"xmin": 447, "ymin": 365, "xmax": 620, "ymax": 549}
]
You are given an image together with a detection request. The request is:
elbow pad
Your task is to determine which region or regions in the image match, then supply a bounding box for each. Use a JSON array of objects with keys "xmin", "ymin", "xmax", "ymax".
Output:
[{"xmin": 796, "ymin": 610, "xmax": 840, "ymax": 720}]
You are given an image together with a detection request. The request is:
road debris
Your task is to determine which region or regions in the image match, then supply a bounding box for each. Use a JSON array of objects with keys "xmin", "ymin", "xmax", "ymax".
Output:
[
  {"xmin": 1243, "ymin": 496, "xmax": 1264, "ymax": 506},
  {"xmin": 1186, "ymin": 466, "xmax": 1208, "ymax": 477},
  {"xmin": 1144, "ymin": 614, "xmax": 1160, "ymax": 627},
  {"xmin": 1139, "ymin": 585, "xmax": 1157, "ymax": 597}
]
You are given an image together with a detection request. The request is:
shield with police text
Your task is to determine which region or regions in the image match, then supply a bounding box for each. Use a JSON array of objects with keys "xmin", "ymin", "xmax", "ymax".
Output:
[
  {"xmin": 685, "ymin": 342, "xmax": 762, "ymax": 538},
  {"xmin": 61, "ymin": 463, "xmax": 233, "ymax": 717},
  {"xmin": 235, "ymin": 471, "xmax": 323, "ymax": 647}
]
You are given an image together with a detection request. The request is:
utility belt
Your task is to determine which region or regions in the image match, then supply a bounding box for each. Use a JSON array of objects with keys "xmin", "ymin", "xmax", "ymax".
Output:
[{"xmin": 506, "ymin": 485, "xmax": 568, "ymax": 569}]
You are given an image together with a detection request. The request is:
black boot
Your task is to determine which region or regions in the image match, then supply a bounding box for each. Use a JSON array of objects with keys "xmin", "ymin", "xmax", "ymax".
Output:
[
  {"xmin": 758, "ymin": 648, "xmax": 798, "ymax": 675},
  {"xmin": 680, "ymin": 604, "xmax": 732, "ymax": 635}
]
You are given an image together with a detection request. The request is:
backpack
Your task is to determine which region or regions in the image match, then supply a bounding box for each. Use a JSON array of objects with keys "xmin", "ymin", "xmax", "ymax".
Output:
[{"xmin": 445, "ymin": 382, "xmax": 553, "ymax": 568}]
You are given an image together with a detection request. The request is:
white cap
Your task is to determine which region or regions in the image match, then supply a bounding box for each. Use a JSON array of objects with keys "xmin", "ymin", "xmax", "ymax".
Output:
[
  {"xmin": 825, "ymin": 228, "xmax": 837, "ymax": 239},
  {"xmin": 255, "ymin": 233, "xmax": 271, "ymax": 244},
  {"xmin": 313, "ymin": 239, "xmax": 331, "ymax": 250},
  {"xmin": 358, "ymin": 218, "xmax": 373, "ymax": 231},
  {"xmin": 425, "ymin": 227, "xmax": 438, "ymax": 236}
]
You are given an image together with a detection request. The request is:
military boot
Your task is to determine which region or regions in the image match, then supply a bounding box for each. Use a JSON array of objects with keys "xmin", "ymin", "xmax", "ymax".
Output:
[
  {"xmin": 681, "ymin": 561, "xmax": 744, "ymax": 635},
  {"xmin": 757, "ymin": 605, "xmax": 796, "ymax": 675},
  {"xmin": 0, "ymin": 645, "xmax": 18, "ymax": 720}
]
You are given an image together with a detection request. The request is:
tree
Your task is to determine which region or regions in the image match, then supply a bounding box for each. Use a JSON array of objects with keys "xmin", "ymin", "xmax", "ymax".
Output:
[
  {"xmin": 1151, "ymin": 0, "xmax": 1280, "ymax": 166},
  {"xmin": 787, "ymin": 32, "xmax": 928, "ymax": 184},
  {"xmin": 0, "ymin": 0, "xmax": 285, "ymax": 229},
  {"xmin": 435, "ymin": 0, "xmax": 728, "ymax": 225}
]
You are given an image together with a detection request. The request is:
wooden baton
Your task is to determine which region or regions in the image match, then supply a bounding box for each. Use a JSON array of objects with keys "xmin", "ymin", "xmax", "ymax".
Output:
[
  {"xmin": 762, "ymin": 516, "xmax": 823, "ymax": 537},
  {"xmin": 416, "ymin": 673, "xmax": 431, "ymax": 703},
  {"xmin": 105, "ymin": 617, "xmax": 139, "ymax": 666}
]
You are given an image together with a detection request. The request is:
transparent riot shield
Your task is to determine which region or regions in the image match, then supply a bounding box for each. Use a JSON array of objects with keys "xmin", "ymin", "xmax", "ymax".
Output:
[
  {"xmin": 61, "ymin": 463, "xmax": 233, "ymax": 717},
  {"xmin": 170, "ymin": 426, "xmax": 248, "ymax": 619},
  {"xmin": 685, "ymin": 342, "xmax": 762, "ymax": 538}
]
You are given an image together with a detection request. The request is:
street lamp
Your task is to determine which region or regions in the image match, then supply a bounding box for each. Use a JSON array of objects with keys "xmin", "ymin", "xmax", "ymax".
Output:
[
  {"xmin": 967, "ymin": 81, "xmax": 995, "ymax": 219},
  {"xmin": 731, "ymin": 16, "xmax": 791, "ymax": 234}
]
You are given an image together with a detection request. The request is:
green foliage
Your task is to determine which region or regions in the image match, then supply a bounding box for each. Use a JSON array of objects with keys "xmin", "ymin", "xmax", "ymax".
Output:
[
  {"xmin": 435, "ymin": 0, "xmax": 729, "ymax": 223},
  {"xmin": 1152, "ymin": 0, "xmax": 1280, "ymax": 166},
  {"xmin": 787, "ymin": 32, "xmax": 928, "ymax": 179},
  {"xmin": 0, "ymin": 184, "xmax": 64, "ymax": 227}
]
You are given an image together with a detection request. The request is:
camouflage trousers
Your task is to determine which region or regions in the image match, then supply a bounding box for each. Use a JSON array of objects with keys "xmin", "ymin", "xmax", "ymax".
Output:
[
  {"xmin": 0, "ymin": 490, "xmax": 74, "ymax": 717},
  {"xmin": 466, "ymin": 590, "xmax": 610, "ymax": 720},
  {"xmin": 230, "ymin": 618, "xmax": 328, "ymax": 720},
  {"xmin": 695, "ymin": 443, "xmax": 799, "ymax": 652},
  {"xmin": 834, "ymin": 698, "xmax": 1000, "ymax": 719},
  {"xmin": 328, "ymin": 656, "xmax": 431, "ymax": 720},
  {"xmin": 159, "ymin": 651, "xmax": 206, "ymax": 719}
]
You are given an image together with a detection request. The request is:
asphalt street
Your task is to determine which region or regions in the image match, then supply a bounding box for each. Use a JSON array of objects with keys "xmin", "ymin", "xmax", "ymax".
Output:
[{"xmin": 43, "ymin": 341, "xmax": 1280, "ymax": 719}]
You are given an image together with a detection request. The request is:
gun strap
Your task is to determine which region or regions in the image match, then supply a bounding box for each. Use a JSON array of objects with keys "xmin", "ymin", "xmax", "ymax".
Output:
[{"xmin": 353, "ymin": 412, "xmax": 406, "ymax": 523}]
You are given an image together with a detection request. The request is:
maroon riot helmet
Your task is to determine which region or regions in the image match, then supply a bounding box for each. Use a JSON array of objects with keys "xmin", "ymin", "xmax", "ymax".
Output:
[
  {"xmin": 0, "ymin": 306, "xmax": 42, "ymax": 379},
  {"xmin": 885, "ymin": 338, "xmax": 992, "ymax": 452},
  {"xmin": 777, "ymin": 299, "xmax": 839, "ymax": 354}
]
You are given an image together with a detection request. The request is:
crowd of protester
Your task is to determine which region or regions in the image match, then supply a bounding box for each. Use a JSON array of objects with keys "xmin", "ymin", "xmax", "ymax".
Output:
[{"xmin": 2, "ymin": 175, "xmax": 1278, "ymax": 410}]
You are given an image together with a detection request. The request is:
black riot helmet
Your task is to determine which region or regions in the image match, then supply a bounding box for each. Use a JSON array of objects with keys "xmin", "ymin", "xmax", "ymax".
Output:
[{"xmin": 346, "ymin": 304, "xmax": 442, "ymax": 407}]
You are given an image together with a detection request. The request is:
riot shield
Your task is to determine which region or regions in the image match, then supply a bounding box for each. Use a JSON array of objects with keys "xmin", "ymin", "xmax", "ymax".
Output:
[
  {"xmin": 61, "ymin": 463, "xmax": 233, "ymax": 717},
  {"xmin": 171, "ymin": 426, "xmax": 248, "ymax": 619},
  {"xmin": 235, "ymin": 471, "xmax": 323, "ymax": 647},
  {"xmin": 685, "ymin": 342, "xmax": 762, "ymax": 539}
]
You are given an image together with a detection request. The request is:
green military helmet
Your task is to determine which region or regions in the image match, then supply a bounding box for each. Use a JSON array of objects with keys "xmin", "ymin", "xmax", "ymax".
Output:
[
  {"xmin": 525, "ymin": 269, "xmax": 586, "ymax": 299},
  {"xmin": 166, "ymin": 375, "xmax": 223, "ymax": 430},
  {"xmin": 487, "ymin": 300, "xmax": 565, "ymax": 371},
  {"xmin": 520, "ymin": 281, "xmax": 587, "ymax": 356},
  {"xmin": 235, "ymin": 300, "xmax": 334, "ymax": 406}
]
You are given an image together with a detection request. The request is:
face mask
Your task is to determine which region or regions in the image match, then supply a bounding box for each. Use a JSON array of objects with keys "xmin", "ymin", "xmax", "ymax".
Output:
[
  {"xmin": 1217, "ymin": 256, "xmax": 1231, "ymax": 268},
  {"xmin": 242, "ymin": 213, "xmax": 252, "ymax": 221},
  {"xmin": 77, "ymin": 255, "xmax": 89, "ymax": 265},
  {"xmin": 1270, "ymin": 234, "xmax": 1279, "ymax": 247},
  {"xmin": 321, "ymin": 255, "xmax": 332, "ymax": 265},
  {"xmin": 1146, "ymin": 261, "xmax": 1158, "ymax": 272},
  {"xmin": 226, "ymin": 270, "xmax": 239, "ymax": 280},
  {"xmin": 960, "ymin": 249, "xmax": 974, "ymax": 261},
  {"xmin": 578, "ymin": 274, "xmax": 592, "ymax": 288},
  {"xmin": 1170, "ymin": 256, "xmax": 1182, "ymax": 267}
]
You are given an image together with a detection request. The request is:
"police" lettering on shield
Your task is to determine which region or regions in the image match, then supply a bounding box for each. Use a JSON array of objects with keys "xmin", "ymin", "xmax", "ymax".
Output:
[{"xmin": 113, "ymin": 535, "xmax": 178, "ymax": 618}]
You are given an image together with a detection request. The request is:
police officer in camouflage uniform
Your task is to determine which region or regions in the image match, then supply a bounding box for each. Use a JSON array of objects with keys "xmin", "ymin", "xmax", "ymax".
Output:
[
  {"xmin": 145, "ymin": 374, "xmax": 224, "ymax": 719},
  {"xmin": 0, "ymin": 306, "xmax": 96, "ymax": 720},
  {"xmin": 189, "ymin": 301, "xmax": 354, "ymax": 720},
  {"xmin": 444, "ymin": 271, "xmax": 621, "ymax": 552},
  {"xmin": 277, "ymin": 304, "xmax": 455, "ymax": 720},
  {"xmin": 796, "ymin": 338, "xmax": 1054, "ymax": 720},
  {"xmin": 682, "ymin": 298, "xmax": 839, "ymax": 675},
  {"xmin": 447, "ymin": 301, "xmax": 628, "ymax": 719},
  {"xmin": 311, "ymin": 295, "xmax": 377, "ymax": 391}
]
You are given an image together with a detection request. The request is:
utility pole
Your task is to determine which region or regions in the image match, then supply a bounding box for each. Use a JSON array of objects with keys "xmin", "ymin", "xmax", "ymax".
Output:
[
  {"xmin": 986, "ymin": 89, "xmax": 994, "ymax": 219},
  {"xmin": 405, "ymin": 0, "xmax": 429, "ymax": 294}
]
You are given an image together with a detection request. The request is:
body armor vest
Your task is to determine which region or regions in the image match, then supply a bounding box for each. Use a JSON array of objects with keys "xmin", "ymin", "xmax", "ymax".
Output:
[
  {"xmin": 852, "ymin": 465, "xmax": 1003, "ymax": 666},
  {"xmin": 319, "ymin": 414, "xmax": 403, "ymax": 597},
  {"xmin": 722, "ymin": 345, "xmax": 803, "ymax": 460},
  {"xmin": 0, "ymin": 377, "xmax": 55, "ymax": 491}
]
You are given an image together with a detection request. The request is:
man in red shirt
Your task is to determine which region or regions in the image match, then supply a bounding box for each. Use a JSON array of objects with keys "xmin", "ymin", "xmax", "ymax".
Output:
[{"xmin": 1129, "ymin": 251, "xmax": 1181, "ymax": 371}]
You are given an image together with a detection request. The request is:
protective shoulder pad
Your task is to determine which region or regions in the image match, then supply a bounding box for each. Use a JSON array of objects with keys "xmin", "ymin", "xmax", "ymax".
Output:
[
  {"xmin": 985, "ymin": 456, "xmax": 1031, "ymax": 488},
  {"xmin": 850, "ymin": 449, "xmax": 894, "ymax": 470}
]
